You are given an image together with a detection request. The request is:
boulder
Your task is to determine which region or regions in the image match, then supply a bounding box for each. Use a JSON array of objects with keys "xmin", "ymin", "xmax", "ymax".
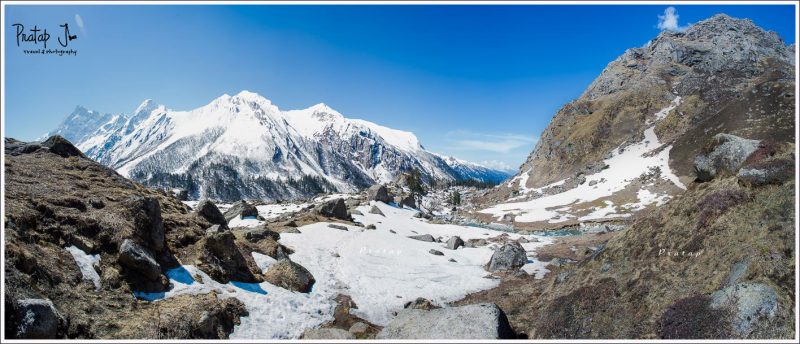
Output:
[
  {"xmin": 369, "ymin": 205, "xmax": 385, "ymax": 216},
  {"xmin": 694, "ymin": 133, "xmax": 760, "ymax": 181},
  {"xmin": 710, "ymin": 282, "xmax": 778, "ymax": 336},
  {"xmin": 366, "ymin": 184, "xmax": 394, "ymax": 203},
  {"xmin": 124, "ymin": 196, "xmax": 166, "ymax": 253},
  {"xmin": 194, "ymin": 200, "xmax": 228, "ymax": 227},
  {"xmin": 223, "ymin": 201, "xmax": 259, "ymax": 222},
  {"xmin": 12, "ymin": 298, "xmax": 64, "ymax": 339},
  {"xmin": 243, "ymin": 227, "xmax": 280, "ymax": 242},
  {"xmin": 487, "ymin": 242, "xmax": 527, "ymax": 272},
  {"xmin": 404, "ymin": 297, "xmax": 440, "ymax": 310},
  {"xmin": 465, "ymin": 238, "xmax": 488, "ymax": 248},
  {"xmin": 328, "ymin": 224, "xmax": 348, "ymax": 231},
  {"xmin": 396, "ymin": 195, "xmax": 417, "ymax": 209},
  {"xmin": 117, "ymin": 239, "xmax": 162, "ymax": 280},
  {"xmin": 263, "ymin": 259, "xmax": 316, "ymax": 293},
  {"xmin": 365, "ymin": 224, "xmax": 377, "ymax": 230},
  {"xmin": 429, "ymin": 249, "xmax": 444, "ymax": 256},
  {"xmin": 737, "ymin": 159, "xmax": 794, "ymax": 186},
  {"xmin": 201, "ymin": 231, "xmax": 259, "ymax": 283},
  {"xmin": 446, "ymin": 236, "xmax": 465, "ymax": 250},
  {"xmin": 377, "ymin": 303, "xmax": 515, "ymax": 339},
  {"xmin": 40, "ymin": 135, "xmax": 86, "ymax": 158},
  {"xmin": 349, "ymin": 322, "xmax": 370, "ymax": 335},
  {"xmin": 302, "ymin": 328, "xmax": 355, "ymax": 339},
  {"xmin": 315, "ymin": 198, "xmax": 351, "ymax": 221},
  {"xmin": 408, "ymin": 234, "xmax": 436, "ymax": 242}
]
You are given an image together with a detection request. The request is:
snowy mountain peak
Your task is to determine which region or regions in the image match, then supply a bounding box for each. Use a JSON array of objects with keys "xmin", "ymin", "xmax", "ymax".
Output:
[{"xmin": 49, "ymin": 92, "xmax": 511, "ymax": 201}]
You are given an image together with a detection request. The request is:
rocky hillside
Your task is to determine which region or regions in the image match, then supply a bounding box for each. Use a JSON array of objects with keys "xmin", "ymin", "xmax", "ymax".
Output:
[
  {"xmin": 3, "ymin": 136, "xmax": 296, "ymax": 339},
  {"xmin": 460, "ymin": 140, "xmax": 795, "ymax": 339},
  {"xmin": 48, "ymin": 92, "xmax": 510, "ymax": 202},
  {"xmin": 476, "ymin": 14, "xmax": 795, "ymax": 229}
]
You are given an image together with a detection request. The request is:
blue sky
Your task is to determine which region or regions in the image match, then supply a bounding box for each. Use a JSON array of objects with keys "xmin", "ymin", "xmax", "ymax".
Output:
[{"xmin": 3, "ymin": 4, "xmax": 796, "ymax": 171}]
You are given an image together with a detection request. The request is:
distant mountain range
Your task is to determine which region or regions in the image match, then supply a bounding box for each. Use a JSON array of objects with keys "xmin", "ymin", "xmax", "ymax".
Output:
[{"xmin": 48, "ymin": 91, "xmax": 511, "ymax": 201}]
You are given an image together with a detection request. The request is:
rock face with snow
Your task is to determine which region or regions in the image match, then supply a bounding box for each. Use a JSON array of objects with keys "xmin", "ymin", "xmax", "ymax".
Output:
[
  {"xmin": 377, "ymin": 303, "xmax": 515, "ymax": 339},
  {"xmin": 48, "ymin": 92, "xmax": 510, "ymax": 202},
  {"xmin": 479, "ymin": 14, "xmax": 795, "ymax": 228}
]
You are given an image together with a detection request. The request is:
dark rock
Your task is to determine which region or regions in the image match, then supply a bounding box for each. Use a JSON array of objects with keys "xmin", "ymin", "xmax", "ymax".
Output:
[
  {"xmin": 201, "ymin": 231, "xmax": 259, "ymax": 283},
  {"xmin": 446, "ymin": 236, "xmax": 465, "ymax": 250},
  {"xmin": 263, "ymin": 259, "xmax": 316, "ymax": 293},
  {"xmin": 243, "ymin": 227, "xmax": 280, "ymax": 242},
  {"xmin": 487, "ymin": 242, "xmax": 527, "ymax": 272},
  {"xmin": 40, "ymin": 135, "xmax": 86, "ymax": 159},
  {"xmin": 124, "ymin": 196, "xmax": 166, "ymax": 253},
  {"xmin": 397, "ymin": 195, "xmax": 417, "ymax": 209},
  {"xmin": 429, "ymin": 249, "xmax": 444, "ymax": 256},
  {"xmin": 365, "ymin": 224, "xmax": 377, "ymax": 230},
  {"xmin": 223, "ymin": 201, "xmax": 259, "ymax": 222},
  {"xmin": 195, "ymin": 200, "xmax": 228, "ymax": 227},
  {"xmin": 328, "ymin": 224, "xmax": 348, "ymax": 231},
  {"xmin": 11, "ymin": 298, "xmax": 64, "ymax": 339},
  {"xmin": 117, "ymin": 239, "xmax": 162, "ymax": 281},
  {"xmin": 408, "ymin": 234, "xmax": 435, "ymax": 242},
  {"xmin": 315, "ymin": 198, "xmax": 351, "ymax": 221},
  {"xmin": 366, "ymin": 184, "xmax": 394, "ymax": 203}
]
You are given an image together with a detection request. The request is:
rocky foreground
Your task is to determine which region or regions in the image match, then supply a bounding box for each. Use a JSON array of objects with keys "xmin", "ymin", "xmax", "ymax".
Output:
[{"xmin": 4, "ymin": 136, "xmax": 545, "ymax": 339}]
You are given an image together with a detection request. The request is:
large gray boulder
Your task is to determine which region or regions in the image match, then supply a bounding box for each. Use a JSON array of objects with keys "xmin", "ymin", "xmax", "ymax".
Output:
[
  {"xmin": 223, "ymin": 200, "xmax": 259, "ymax": 222},
  {"xmin": 12, "ymin": 298, "xmax": 64, "ymax": 339},
  {"xmin": 117, "ymin": 239, "xmax": 161, "ymax": 280},
  {"xmin": 263, "ymin": 259, "xmax": 316, "ymax": 293},
  {"xmin": 366, "ymin": 184, "xmax": 394, "ymax": 203},
  {"xmin": 710, "ymin": 282, "xmax": 778, "ymax": 336},
  {"xmin": 369, "ymin": 205, "xmax": 385, "ymax": 216},
  {"xmin": 694, "ymin": 133, "xmax": 760, "ymax": 181},
  {"xmin": 377, "ymin": 303, "xmax": 515, "ymax": 339},
  {"xmin": 315, "ymin": 198, "xmax": 351, "ymax": 221},
  {"xmin": 302, "ymin": 327, "xmax": 355, "ymax": 339},
  {"xmin": 487, "ymin": 242, "xmax": 527, "ymax": 272},
  {"xmin": 195, "ymin": 200, "xmax": 228, "ymax": 227},
  {"xmin": 446, "ymin": 236, "xmax": 465, "ymax": 250}
]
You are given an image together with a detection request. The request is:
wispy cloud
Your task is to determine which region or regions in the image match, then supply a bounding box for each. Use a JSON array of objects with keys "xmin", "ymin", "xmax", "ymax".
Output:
[
  {"xmin": 478, "ymin": 160, "xmax": 516, "ymax": 172},
  {"xmin": 75, "ymin": 14, "xmax": 86, "ymax": 36},
  {"xmin": 657, "ymin": 7, "xmax": 688, "ymax": 32},
  {"xmin": 445, "ymin": 130, "xmax": 537, "ymax": 154}
]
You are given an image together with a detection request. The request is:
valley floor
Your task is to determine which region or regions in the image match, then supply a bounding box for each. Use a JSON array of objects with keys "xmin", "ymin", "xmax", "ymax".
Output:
[{"xmin": 147, "ymin": 199, "xmax": 557, "ymax": 338}]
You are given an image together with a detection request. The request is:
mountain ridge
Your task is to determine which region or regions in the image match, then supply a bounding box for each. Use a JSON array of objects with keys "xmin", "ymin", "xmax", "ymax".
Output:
[{"xmin": 48, "ymin": 91, "xmax": 511, "ymax": 201}]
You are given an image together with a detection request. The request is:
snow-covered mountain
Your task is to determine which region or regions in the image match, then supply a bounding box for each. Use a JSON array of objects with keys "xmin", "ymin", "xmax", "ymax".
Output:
[{"xmin": 48, "ymin": 91, "xmax": 510, "ymax": 201}]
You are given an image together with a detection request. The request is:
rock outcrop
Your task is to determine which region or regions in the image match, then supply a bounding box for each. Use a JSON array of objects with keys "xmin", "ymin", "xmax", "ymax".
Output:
[{"xmin": 377, "ymin": 303, "xmax": 515, "ymax": 339}]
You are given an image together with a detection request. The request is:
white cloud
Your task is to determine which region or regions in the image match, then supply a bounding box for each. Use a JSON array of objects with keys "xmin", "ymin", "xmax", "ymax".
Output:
[
  {"xmin": 74, "ymin": 14, "xmax": 86, "ymax": 36},
  {"xmin": 657, "ymin": 7, "xmax": 688, "ymax": 32},
  {"xmin": 478, "ymin": 160, "xmax": 517, "ymax": 172},
  {"xmin": 445, "ymin": 130, "xmax": 537, "ymax": 154}
]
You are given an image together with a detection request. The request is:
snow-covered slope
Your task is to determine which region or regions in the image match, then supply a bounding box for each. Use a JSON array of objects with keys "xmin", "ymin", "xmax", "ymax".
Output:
[{"xmin": 48, "ymin": 91, "xmax": 510, "ymax": 201}]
